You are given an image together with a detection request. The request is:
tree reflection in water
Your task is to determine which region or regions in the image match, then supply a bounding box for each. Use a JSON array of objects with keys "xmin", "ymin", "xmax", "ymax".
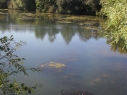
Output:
[
  {"xmin": 104, "ymin": 29, "xmax": 127, "ymax": 54},
  {"xmin": 0, "ymin": 10, "xmax": 127, "ymax": 54}
]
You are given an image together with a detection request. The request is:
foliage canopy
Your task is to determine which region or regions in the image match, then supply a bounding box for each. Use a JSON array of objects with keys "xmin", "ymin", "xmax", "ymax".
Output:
[
  {"xmin": 36, "ymin": 0, "xmax": 100, "ymax": 15},
  {"xmin": 99, "ymin": 0, "xmax": 127, "ymax": 50},
  {"xmin": 0, "ymin": 0, "xmax": 101, "ymax": 15}
]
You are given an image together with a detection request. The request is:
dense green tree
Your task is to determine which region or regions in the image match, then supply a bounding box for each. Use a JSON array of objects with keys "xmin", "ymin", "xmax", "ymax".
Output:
[
  {"xmin": 98, "ymin": 0, "xmax": 127, "ymax": 53},
  {"xmin": 36, "ymin": 0, "xmax": 101, "ymax": 15},
  {"xmin": 0, "ymin": 0, "xmax": 101, "ymax": 15},
  {"xmin": 56, "ymin": 0, "xmax": 100, "ymax": 15},
  {"xmin": 99, "ymin": 0, "xmax": 127, "ymax": 30},
  {"xmin": 56, "ymin": 0, "xmax": 85, "ymax": 14},
  {"xmin": 0, "ymin": 0, "xmax": 9, "ymax": 8},
  {"xmin": 36, "ymin": 0, "xmax": 57, "ymax": 12},
  {"xmin": 8, "ymin": 0, "xmax": 36, "ymax": 11},
  {"xmin": 24, "ymin": 0, "xmax": 36, "ymax": 11}
]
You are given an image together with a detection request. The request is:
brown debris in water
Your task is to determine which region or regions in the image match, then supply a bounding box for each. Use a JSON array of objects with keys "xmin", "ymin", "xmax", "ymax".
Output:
[{"xmin": 41, "ymin": 61, "xmax": 66, "ymax": 68}]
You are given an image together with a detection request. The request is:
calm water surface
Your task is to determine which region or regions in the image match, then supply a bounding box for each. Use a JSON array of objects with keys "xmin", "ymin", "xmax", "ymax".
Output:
[{"xmin": 0, "ymin": 10, "xmax": 127, "ymax": 95}]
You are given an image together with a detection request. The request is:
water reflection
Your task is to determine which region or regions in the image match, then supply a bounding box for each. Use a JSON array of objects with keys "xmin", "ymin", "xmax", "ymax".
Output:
[
  {"xmin": 0, "ymin": 10, "xmax": 127, "ymax": 95},
  {"xmin": 104, "ymin": 30, "xmax": 127, "ymax": 54},
  {"xmin": 0, "ymin": 10, "xmax": 102, "ymax": 42},
  {"xmin": 0, "ymin": 10, "xmax": 127, "ymax": 53}
]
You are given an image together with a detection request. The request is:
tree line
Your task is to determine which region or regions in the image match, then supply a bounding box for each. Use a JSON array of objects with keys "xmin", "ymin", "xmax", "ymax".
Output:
[{"xmin": 0, "ymin": 0, "xmax": 101, "ymax": 15}]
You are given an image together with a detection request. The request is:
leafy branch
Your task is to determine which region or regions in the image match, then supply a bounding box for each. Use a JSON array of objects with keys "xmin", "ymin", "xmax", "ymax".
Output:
[{"xmin": 0, "ymin": 35, "xmax": 42, "ymax": 95}]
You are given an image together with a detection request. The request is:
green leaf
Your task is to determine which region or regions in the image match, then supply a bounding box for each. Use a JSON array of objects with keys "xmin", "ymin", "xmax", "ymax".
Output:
[
  {"xmin": 9, "ymin": 84, "xmax": 13, "ymax": 88},
  {"xmin": 17, "ymin": 58, "xmax": 21, "ymax": 61},
  {"xmin": 21, "ymin": 83, "xmax": 24, "ymax": 87},
  {"xmin": 16, "ymin": 88, "xmax": 19, "ymax": 91},
  {"xmin": 24, "ymin": 87, "xmax": 28, "ymax": 91},
  {"xmin": 28, "ymin": 89, "xmax": 31, "ymax": 93}
]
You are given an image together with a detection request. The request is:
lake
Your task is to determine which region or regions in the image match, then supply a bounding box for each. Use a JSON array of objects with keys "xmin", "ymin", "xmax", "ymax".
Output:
[{"xmin": 0, "ymin": 10, "xmax": 127, "ymax": 95}]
